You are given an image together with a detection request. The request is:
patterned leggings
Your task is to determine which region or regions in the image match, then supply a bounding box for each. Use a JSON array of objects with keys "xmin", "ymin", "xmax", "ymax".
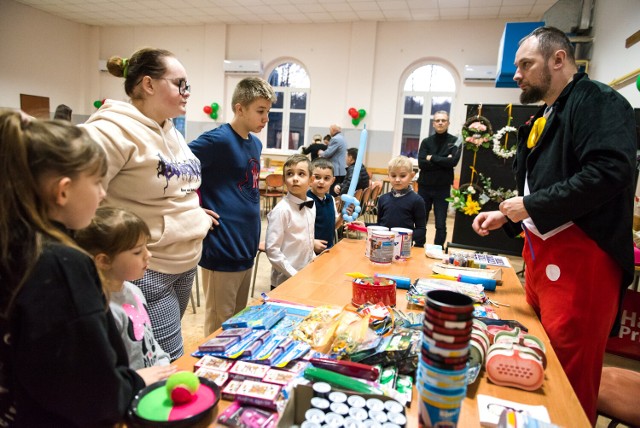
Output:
[{"xmin": 133, "ymin": 267, "xmax": 196, "ymax": 361}]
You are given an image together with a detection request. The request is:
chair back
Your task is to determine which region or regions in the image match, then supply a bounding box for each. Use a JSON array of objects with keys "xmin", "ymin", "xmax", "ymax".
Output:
[
  {"xmin": 353, "ymin": 188, "xmax": 364, "ymax": 205},
  {"xmin": 265, "ymin": 174, "xmax": 284, "ymax": 191},
  {"xmin": 369, "ymin": 181, "xmax": 383, "ymax": 205},
  {"xmin": 359, "ymin": 186, "xmax": 373, "ymax": 211}
]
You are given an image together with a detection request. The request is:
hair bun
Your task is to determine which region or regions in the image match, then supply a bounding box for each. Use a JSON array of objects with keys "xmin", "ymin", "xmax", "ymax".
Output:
[{"xmin": 106, "ymin": 56, "xmax": 126, "ymax": 78}]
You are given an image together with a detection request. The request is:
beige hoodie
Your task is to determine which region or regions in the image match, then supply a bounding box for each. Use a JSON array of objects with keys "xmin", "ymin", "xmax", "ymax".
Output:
[{"xmin": 81, "ymin": 100, "xmax": 210, "ymax": 274}]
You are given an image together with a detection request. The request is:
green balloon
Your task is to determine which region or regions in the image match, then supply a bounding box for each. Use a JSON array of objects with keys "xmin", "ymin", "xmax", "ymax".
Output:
[
  {"xmin": 211, "ymin": 102, "xmax": 219, "ymax": 112},
  {"xmin": 636, "ymin": 74, "xmax": 640, "ymax": 92},
  {"xmin": 93, "ymin": 100, "xmax": 102, "ymax": 108},
  {"xmin": 358, "ymin": 109, "xmax": 366, "ymax": 119},
  {"xmin": 352, "ymin": 118, "xmax": 360, "ymax": 126},
  {"xmin": 210, "ymin": 112, "xmax": 218, "ymax": 120}
]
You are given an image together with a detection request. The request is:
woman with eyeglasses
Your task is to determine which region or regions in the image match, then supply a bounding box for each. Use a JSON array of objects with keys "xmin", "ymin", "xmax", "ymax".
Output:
[{"xmin": 81, "ymin": 48, "xmax": 213, "ymax": 361}]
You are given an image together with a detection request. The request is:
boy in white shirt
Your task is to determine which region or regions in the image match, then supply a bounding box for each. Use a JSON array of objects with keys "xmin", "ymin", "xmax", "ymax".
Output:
[{"xmin": 266, "ymin": 154, "xmax": 316, "ymax": 288}]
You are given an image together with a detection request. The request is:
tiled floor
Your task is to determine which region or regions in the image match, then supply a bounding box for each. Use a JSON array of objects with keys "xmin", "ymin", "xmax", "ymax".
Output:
[{"xmin": 180, "ymin": 209, "xmax": 640, "ymax": 428}]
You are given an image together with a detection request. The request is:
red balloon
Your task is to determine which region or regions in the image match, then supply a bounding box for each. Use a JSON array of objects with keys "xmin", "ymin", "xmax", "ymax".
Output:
[
  {"xmin": 348, "ymin": 108, "xmax": 358, "ymax": 118},
  {"xmin": 203, "ymin": 105, "xmax": 212, "ymax": 114}
]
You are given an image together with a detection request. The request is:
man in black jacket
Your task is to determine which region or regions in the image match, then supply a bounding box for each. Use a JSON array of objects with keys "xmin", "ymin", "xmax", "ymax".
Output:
[
  {"xmin": 417, "ymin": 111, "xmax": 461, "ymax": 246},
  {"xmin": 472, "ymin": 26, "xmax": 636, "ymax": 424}
]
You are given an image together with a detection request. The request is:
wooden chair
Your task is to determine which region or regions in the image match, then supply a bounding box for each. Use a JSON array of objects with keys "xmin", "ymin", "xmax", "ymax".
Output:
[
  {"xmin": 358, "ymin": 186, "xmax": 373, "ymax": 220},
  {"xmin": 364, "ymin": 181, "xmax": 383, "ymax": 222},
  {"xmin": 261, "ymin": 174, "xmax": 285, "ymax": 217},
  {"xmin": 353, "ymin": 188, "xmax": 364, "ymax": 207},
  {"xmin": 597, "ymin": 366, "xmax": 640, "ymax": 428}
]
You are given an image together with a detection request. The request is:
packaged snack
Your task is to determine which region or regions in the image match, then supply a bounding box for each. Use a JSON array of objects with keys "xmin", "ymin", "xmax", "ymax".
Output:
[
  {"xmin": 290, "ymin": 305, "xmax": 343, "ymax": 348},
  {"xmin": 194, "ymin": 366, "xmax": 229, "ymax": 387},
  {"xmin": 330, "ymin": 312, "xmax": 376, "ymax": 358},
  {"xmin": 235, "ymin": 380, "xmax": 282, "ymax": 410},
  {"xmin": 230, "ymin": 361, "xmax": 271, "ymax": 381},
  {"xmin": 194, "ymin": 355, "xmax": 235, "ymax": 372}
]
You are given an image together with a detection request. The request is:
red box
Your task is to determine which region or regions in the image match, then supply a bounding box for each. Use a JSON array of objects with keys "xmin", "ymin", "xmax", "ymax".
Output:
[{"xmin": 352, "ymin": 279, "xmax": 396, "ymax": 307}]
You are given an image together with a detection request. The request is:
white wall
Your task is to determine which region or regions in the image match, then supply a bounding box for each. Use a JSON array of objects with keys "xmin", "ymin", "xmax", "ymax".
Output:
[
  {"xmin": 590, "ymin": 0, "xmax": 640, "ymax": 107},
  {"xmin": 1, "ymin": 0, "xmax": 637, "ymax": 168},
  {"xmin": 0, "ymin": 0, "xmax": 91, "ymax": 114}
]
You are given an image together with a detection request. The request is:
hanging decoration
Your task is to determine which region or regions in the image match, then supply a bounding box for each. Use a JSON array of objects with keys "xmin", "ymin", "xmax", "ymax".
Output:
[
  {"xmin": 348, "ymin": 107, "xmax": 367, "ymax": 126},
  {"xmin": 446, "ymin": 183, "xmax": 485, "ymax": 216},
  {"xmin": 93, "ymin": 99, "xmax": 105, "ymax": 109},
  {"xmin": 460, "ymin": 105, "xmax": 493, "ymax": 187},
  {"xmin": 492, "ymin": 104, "xmax": 517, "ymax": 159},
  {"xmin": 461, "ymin": 115, "xmax": 493, "ymax": 151},
  {"xmin": 478, "ymin": 172, "xmax": 518, "ymax": 204},
  {"xmin": 203, "ymin": 102, "xmax": 220, "ymax": 120}
]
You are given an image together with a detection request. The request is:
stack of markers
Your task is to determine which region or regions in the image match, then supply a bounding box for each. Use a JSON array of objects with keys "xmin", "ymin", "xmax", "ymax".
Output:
[
  {"xmin": 303, "ymin": 381, "xmax": 407, "ymax": 428},
  {"xmin": 418, "ymin": 290, "xmax": 474, "ymax": 427}
]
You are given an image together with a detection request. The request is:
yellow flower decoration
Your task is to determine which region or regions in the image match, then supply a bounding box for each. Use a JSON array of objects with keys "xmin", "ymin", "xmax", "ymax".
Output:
[
  {"xmin": 527, "ymin": 117, "xmax": 546, "ymax": 149},
  {"xmin": 462, "ymin": 194, "xmax": 481, "ymax": 216}
]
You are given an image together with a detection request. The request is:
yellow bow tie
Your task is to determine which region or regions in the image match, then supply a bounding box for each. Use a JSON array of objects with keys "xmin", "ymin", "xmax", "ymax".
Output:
[{"xmin": 527, "ymin": 117, "xmax": 546, "ymax": 149}]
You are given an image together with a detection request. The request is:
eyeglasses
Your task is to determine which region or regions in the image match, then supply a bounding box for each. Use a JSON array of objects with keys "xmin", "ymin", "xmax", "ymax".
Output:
[{"xmin": 159, "ymin": 78, "xmax": 191, "ymax": 96}]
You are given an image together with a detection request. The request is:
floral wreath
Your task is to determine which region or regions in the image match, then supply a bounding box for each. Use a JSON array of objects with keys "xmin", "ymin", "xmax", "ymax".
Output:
[
  {"xmin": 478, "ymin": 173, "xmax": 518, "ymax": 204},
  {"xmin": 461, "ymin": 115, "xmax": 493, "ymax": 152},
  {"xmin": 492, "ymin": 126, "xmax": 517, "ymax": 159},
  {"xmin": 446, "ymin": 173, "xmax": 519, "ymax": 216},
  {"xmin": 446, "ymin": 183, "xmax": 485, "ymax": 216}
]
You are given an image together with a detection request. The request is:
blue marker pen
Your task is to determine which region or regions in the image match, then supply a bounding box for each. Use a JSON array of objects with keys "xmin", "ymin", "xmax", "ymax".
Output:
[{"xmin": 374, "ymin": 274, "xmax": 412, "ymax": 289}]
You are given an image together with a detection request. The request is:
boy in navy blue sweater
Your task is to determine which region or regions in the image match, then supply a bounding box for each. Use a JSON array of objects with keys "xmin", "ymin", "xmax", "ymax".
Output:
[
  {"xmin": 307, "ymin": 158, "xmax": 337, "ymax": 254},
  {"xmin": 189, "ymin": 77, "xmax": 276, "ymax": 335},
  {"xmin": 351, "ymin": 155, "xmax": 426, "ymax": 247}
]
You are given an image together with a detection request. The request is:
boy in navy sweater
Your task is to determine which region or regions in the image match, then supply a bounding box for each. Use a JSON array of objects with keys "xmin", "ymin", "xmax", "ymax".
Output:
[
  {"xmin": 351, "ymin": 155, "xmax": 426, "ymax": 247},
  {"xmin": 189, "ymin": 77, "xmax": 276, "ymax": 335},
  {"xmin": 307, "ymin": 158, "xmax": 337, "ymax": 254}
]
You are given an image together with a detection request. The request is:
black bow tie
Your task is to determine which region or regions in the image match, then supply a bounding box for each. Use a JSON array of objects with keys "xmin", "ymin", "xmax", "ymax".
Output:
[{"xmin": 299, "ymin": 200, "xmax": 314, "ymax": 210}]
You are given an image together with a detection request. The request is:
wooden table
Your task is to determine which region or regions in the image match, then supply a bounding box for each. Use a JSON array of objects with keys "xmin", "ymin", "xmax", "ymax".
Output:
[{"xmin": 176, "ymin": 238, "xmax": 589, "ymax": 427}]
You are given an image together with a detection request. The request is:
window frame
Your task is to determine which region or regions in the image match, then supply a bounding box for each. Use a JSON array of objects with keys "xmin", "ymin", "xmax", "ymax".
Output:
[
  {"xmin": 394, "ymin": 62, "xmax": 458, "ymax": 162},
  {"xmin": 262, "ymin": 61, "xmax": 310, "ymax": 156}
]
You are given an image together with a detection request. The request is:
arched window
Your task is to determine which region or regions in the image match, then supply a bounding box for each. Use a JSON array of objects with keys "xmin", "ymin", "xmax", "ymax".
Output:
[
  {"xmin": 266, "ymin": 62, "xmax": 310, "ymax": 152},
  {"xmin": 399, "ymin": 64, "xmax": 456, "ymax": 159}
]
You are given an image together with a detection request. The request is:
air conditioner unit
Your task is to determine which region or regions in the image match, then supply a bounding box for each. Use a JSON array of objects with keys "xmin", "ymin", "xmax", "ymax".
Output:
[
  {"xmin": 223, "ymin": 59, "xmax": 263, "ymax": 75},
  {"xmin": 463, "ymin": 65, "xmax": 497, "ymax": 82}
]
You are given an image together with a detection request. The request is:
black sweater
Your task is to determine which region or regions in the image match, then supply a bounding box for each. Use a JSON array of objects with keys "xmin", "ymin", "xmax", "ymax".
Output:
[
  {"xmin": 417, "ymin": 132, "xmax": 461, "ymax": 189},
  {"xmin": 5, "ymin": 237, "xmax": 144, "ymax": 426},
  {"xmin": 376, "ymin": 191, "xmax": 426, "ymax": 247}
]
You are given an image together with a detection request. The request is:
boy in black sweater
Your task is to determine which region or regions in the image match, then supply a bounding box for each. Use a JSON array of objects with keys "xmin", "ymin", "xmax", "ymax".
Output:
[
  {"xmin": 307, "ymin": 158, "xmax": 337, "ymax": 253},
  {"xmin": 351, "ymin": 155, "xmax": 426, "ymax": 247}
]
